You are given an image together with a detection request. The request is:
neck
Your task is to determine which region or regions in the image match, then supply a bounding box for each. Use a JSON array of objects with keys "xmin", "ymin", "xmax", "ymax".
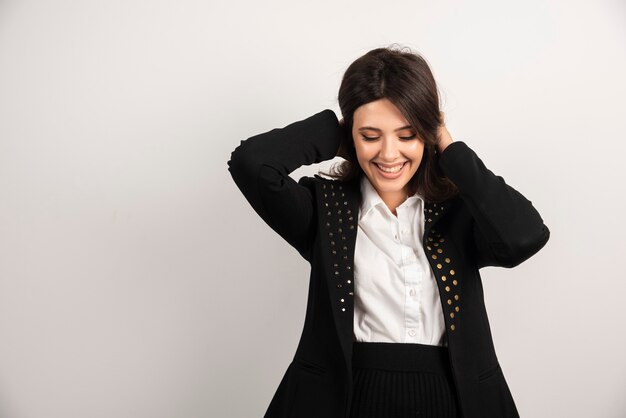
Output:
[{"xmin": 378, "ymin": 189, "xmax": 408, "ymax": 217}]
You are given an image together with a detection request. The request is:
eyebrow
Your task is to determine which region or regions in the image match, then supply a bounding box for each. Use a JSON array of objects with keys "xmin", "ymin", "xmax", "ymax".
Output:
[{"xmin": 358, "ymin": 125, "xmax": 413, "ymax": 132}]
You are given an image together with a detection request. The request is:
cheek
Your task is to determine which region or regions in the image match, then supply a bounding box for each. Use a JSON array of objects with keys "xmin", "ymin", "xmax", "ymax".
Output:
[
  {"xmin": 354, "ymin": 144, "xmax": 372, "ymax": 162},
  {"xmin": 409, "ymin": 144, "xmax": 425, "ymax": 160}
]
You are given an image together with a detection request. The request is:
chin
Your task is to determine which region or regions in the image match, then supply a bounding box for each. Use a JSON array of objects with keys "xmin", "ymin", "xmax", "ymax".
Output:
[
  {"xmin": 376, "ymin": 182, "xmax": 409, "ymax": 192},
  {"xmin": 369, "ymin": 175, "xmax": 410, "ymax": 190}
]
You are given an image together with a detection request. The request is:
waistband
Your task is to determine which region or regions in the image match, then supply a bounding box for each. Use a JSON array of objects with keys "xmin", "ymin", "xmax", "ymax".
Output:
[{"xmin": 352, "ymin": 341, "xmax": 452, "ymax": 375}]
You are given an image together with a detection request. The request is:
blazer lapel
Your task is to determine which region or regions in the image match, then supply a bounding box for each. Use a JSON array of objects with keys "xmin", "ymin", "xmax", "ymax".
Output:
[
  {"xmin": 316, "ymin": 177, "xmax": 359, "ymax": 372},
  {"xmin": 421, "ymin": 199, "xmax": 463, "ymax": 337}
]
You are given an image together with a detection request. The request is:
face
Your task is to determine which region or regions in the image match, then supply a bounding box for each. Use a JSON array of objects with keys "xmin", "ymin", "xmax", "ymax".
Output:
[{"xmin": 351, "ymin": 98, "xmax": 425, "ymax": 199}]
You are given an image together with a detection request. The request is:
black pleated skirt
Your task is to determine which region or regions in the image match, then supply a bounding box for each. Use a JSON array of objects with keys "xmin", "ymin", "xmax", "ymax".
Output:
[{"xmin": 349, "ymin": 341, "xmax": 460, "ymax": 418}]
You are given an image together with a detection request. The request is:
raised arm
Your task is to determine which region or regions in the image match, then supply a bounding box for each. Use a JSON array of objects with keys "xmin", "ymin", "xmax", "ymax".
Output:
[
  {"xmin": 437, "ymin": 141, "xmax": 550, "ymax": 269},
  {"xmin": 227, "ymin": 109, "xmax": 342, "ymax": 261}
]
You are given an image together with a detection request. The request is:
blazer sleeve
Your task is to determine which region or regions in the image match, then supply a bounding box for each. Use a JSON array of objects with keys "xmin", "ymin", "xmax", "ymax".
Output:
[
  {"xmin": 227, "ymin": 109, "xmax": 342, "ymax": 262},
  {"xmin": 437, "ymin": 141, "xmax": 550, "ymax": 269}
]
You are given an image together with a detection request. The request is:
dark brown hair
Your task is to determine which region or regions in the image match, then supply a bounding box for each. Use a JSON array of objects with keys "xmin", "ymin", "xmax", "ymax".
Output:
[{"xmin": 318, "ymin": 44, "xmax": 459, "ymax": 204}]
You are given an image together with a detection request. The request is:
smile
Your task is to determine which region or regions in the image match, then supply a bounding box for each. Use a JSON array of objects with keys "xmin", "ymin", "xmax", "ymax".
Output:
[{"xmin": 373, "ymin": 162, "xmax": 407, "ymax": 178}]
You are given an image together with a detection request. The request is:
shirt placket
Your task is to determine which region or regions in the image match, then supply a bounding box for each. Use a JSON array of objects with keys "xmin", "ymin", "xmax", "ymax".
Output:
[{"xmin": 395, "ymin": 206, "xmax": 421, "ymax": 343}]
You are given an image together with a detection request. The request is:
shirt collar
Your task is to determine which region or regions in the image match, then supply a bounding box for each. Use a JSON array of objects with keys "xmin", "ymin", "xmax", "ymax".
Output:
[{"xmin": 359, "ymin": 175, "xmax": 424, "ymax": 220}]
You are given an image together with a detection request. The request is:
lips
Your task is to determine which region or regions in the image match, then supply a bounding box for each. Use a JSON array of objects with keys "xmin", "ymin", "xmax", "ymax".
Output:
[
  {"xmin": 372, "ymin": 161, "xmax": 407, "ymax": 179},
  {"xmin": 374, "ymin": 162, "xmax": 406, "ymax": 172}
]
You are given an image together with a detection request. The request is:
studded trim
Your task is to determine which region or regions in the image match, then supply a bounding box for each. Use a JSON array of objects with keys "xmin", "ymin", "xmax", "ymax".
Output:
[
  {"xmin": 423, "ymin": 201, "xmax": 460, "ymax": 332},
  {"xmin": 321, "ymin": 181, "xmax": 355, "ymax": 313}
]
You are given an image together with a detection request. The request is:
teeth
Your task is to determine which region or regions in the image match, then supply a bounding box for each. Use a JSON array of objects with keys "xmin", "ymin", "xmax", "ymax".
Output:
[{"xmin": 376, "ymin": 163, "xmax": 404, "ymax": 173}]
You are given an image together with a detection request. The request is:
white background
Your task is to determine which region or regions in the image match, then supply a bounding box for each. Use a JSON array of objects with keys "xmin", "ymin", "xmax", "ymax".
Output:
[{"xmin": 1, "ymin": 0, "xmax": 625, "ymax": 417}]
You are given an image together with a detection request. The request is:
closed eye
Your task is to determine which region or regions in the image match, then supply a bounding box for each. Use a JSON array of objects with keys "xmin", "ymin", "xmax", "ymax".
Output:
[{"xmin": 362, "ymin": 134, "xmax": 417, "ymax": 141}]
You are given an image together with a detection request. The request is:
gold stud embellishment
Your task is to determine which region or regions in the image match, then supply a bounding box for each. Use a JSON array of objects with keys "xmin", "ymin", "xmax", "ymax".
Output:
[{"xmin": 320, "ymin": 181, "xmax": 356, "ymax": 314}]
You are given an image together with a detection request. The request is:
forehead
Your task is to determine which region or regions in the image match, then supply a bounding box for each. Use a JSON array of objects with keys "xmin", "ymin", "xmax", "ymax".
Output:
[{"xmin": 353, "ymin": 99, "xmax": 410, "ymax": 128}]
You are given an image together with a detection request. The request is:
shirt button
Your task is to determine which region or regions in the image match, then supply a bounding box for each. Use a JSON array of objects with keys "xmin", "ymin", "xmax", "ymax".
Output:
[
  {"xmin": 408, "ymin": 329, "xmax": 416, "ymax": 337},
  {"xmin": 409, "ymin": 288, "xmax": 416, "ymax": 296}
]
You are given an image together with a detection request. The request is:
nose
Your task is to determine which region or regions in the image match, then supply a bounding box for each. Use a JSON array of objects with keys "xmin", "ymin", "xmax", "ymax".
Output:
[{"xmin": 379, "ymin": 137, "xmax": 400, "ymax": 162}]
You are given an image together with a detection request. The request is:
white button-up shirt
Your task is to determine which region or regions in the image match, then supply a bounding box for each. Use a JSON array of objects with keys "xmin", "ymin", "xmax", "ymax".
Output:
[{"xmin": 353, "ymin": 175, "xmax": 447, "ymax": 346}]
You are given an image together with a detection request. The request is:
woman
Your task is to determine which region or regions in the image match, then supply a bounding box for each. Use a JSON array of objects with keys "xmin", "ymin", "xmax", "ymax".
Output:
[{"xmin": 227, "ymin": 46, "xmax": 550, "ymax": 418}]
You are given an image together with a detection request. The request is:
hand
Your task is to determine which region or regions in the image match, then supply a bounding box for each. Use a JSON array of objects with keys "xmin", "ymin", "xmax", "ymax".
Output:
[
  {"xmin": 336, "ymin": 117, "xmax": 351, "ymax": 159},
  {"xmin": 436, "ymin": 111, "xmax": 454, "ymax": 154}
]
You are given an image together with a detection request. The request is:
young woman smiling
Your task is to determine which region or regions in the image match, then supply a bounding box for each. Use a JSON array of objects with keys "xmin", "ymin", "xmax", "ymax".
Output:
[{"xmin": 228, "ymin": 45, "xmax": 550, "ymax": 418}]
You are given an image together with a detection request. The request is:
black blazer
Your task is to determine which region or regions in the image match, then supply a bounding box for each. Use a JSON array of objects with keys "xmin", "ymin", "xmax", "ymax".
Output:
[{"xmin": 227, "ymin": 109, "xmax": 550, "ymax": 418}]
